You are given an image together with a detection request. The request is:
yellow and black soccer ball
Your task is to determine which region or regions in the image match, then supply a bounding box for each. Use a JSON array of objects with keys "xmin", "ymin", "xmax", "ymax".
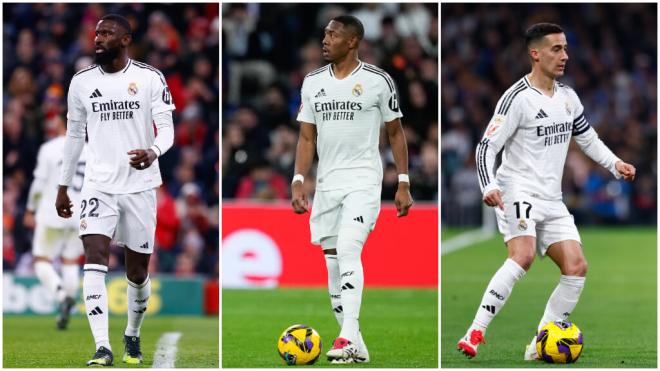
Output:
[
  {"xmin": 536, "ymin": 320, "xmax": 583, "ymax": 363},
  {"xmin": 277, "ymin": 324, "xmax": 322, "ymax": 365}
]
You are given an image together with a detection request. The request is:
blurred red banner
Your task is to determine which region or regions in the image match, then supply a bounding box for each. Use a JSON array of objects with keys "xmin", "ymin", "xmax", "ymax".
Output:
[{"xmin": 222, "ymin": 202, "xmax": 437, "ymax": 288}]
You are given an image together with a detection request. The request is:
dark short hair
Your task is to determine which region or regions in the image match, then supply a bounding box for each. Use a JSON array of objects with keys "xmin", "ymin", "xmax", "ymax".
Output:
[
  {"xmin": 101, "ymin": 14, "xmax": 132, "ymax": 35},
  {"xmin": 525, "ymin": 23, "xmax": 564, "ymax": 48},
  {"xmin": 331, "ymin": 15, "xmax": 364, "ymax": 40}
]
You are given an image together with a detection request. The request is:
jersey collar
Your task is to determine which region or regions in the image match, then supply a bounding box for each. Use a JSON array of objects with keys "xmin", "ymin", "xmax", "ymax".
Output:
[{"xmin": 328, "ymin": 60, "xmax": 363, "ymax": 79}]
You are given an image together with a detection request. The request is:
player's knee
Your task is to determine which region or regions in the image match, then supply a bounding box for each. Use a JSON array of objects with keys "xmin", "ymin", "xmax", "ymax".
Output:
[
  {"xmin": 336, "ymin": 227, "xmax": 367, "ymax": 261},
  {"xmin": 83, "ymin": 246, "xmax": 107, "ymax": 266},
  {"xmin": 511, "ymin": 251, "xmax": 535, "ymax": 271},
  {"xmin": 564, "ymin": 257, "xmax": 588, "ymax": 277},
  {"xmin": 126, "ymin": 269, "xmax": 148, "ymax": 285}
]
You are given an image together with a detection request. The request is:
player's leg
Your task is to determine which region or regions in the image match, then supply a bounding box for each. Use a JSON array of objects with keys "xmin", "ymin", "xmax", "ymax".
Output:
[
  {"xmin": 323, "ymin": 237, "xmax": 369, "ymax": 364},
  {"xmin": 123, "ymin": 248, "xmax": 150, "ymax": 364},
  {"xmin": 32, "ymin": 226, "xmax": 67, "ymax": 304},
  {"xmin": 117, "ymin": 189, "xmax": 156, "ymax": 365},
  {"xmin": 57, "ymin": 230, "xmax": 84, "ymax": 330},
  {"xmin": 458, "ymin": 236, "xmax": 534, "ymax": 357},
  {"xmin": 525, "ymin": 240, "xmax": 586, "ymax": 360},
  {"xmin": 326, "ymin": 187, "xmax": 378, "ymax": 363},
  {"xmin": 82, "ymin": 234, "xmax": 114, "ymax": 366}
]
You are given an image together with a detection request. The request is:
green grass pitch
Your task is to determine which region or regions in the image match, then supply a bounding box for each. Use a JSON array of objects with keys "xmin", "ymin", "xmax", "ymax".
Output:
[
  {"xmin": 222, "ymin": 288, "xmax": 438, "ymax": 367},
  {"xmin": 3, "ymin": 315, "xmax": 218, "ymax": 368},
  {"xmin": 441, "ymin": 226, "xmax": 656, "ymax": 367}
]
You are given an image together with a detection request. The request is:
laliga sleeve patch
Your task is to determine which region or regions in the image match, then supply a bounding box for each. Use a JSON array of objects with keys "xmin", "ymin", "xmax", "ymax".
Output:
[{"xmin": 485, "ymin": 116, "xmax": 505, "ymax": 137}]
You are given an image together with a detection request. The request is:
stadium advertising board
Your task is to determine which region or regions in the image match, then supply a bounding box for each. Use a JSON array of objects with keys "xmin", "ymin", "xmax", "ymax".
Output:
[{"xmin": 222, "ymin": 203, "xmax": 438, "ymax": 288}]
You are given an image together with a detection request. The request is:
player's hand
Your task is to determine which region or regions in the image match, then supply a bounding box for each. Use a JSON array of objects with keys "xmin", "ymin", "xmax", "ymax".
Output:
[
  {"xmin": 291, "ymin": 181, "xmax": 309, "ymax": 214},
  {"xmin": 23, "ymin": 210, "xmax": 36, "ymax": 229},
  {"xmin": 395, "ymin": 182, "xmax": 413, "ymax": 217},
  {"xmin": 615, "ymin": 160, "xmax": 636, "ymax": 181},
  {"xmin": 128, "ymin": 149, "xmax": 157, "ymax": 170},
  {"xmin": 55, "ymin": 186, "xmax": 74, "ymax": 218},
  {"xmin": 484, "ymin": 189, "xmax": 504, "ymax": 210}
]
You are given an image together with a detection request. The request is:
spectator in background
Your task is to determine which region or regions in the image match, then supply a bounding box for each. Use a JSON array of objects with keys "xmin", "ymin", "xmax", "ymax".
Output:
[
  {"xmin": 222, "ymin": 3, "xmax": 438, "ymax": 202},
  {"xmin": 3, "ymin": 4, "xmax": 219, "ymax": 278}
]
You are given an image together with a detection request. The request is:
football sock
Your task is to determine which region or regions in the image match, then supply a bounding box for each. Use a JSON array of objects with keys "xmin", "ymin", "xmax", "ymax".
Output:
[
  {"xmin": 83, "ymin": 264, "xmax": 110, "ymax": 350},
  {"xmin": 472, "ymin": 258, "xmax": 526, "ymax": 332},
  {"xmin": 125, "ymin": 275, "xmax": 151, "ymax": 337},
  {"xmin": 324, "ymin": 252, "xmax": 344, "ymax": 326},
  {"xmin": 61, "ymin": 263, "xmax": 80, "ymax": 299},
  {"xmin": 536, "ymin": 275, "xmax": 585, "ymax": 331},
  {"xmin": 336, "ymin": 226, "xmax": 366, "ymax": 344},
  {"xmin": 34, "ymin": 260, "xmax": 66, "ymax": 302}
]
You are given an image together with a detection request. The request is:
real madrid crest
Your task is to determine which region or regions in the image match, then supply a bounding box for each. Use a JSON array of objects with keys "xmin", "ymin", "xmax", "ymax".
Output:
[
  {"xmin": 518, "ymin": 219, "xmax": 528, "ymax": 231},
  {"xmin": 352, "ymin": 83, "xmax": 363, "ymax": 97},
  {"xmin": 80, "ymin": 219, "xmax": 87, "ymax": 231},
  {"xmin": 128, "ymin": 82, "xmax": 138, "ymax": 96}
]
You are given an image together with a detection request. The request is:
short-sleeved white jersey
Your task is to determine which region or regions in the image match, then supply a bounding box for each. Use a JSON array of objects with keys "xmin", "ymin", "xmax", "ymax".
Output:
[
  {"xmin": 28, "ymin": 136, "xmax": 87, "ymax": 228},
  {"xmin": 64, "ymin": 59, "xmax": 175, "ymax": 194},
  {"xmin": 296, "ymin": 61, "xmax": 403, "ymax": 191},
  {"xmin": 476, "ymin": 75, "xmax": 620, "ymax": 200}
]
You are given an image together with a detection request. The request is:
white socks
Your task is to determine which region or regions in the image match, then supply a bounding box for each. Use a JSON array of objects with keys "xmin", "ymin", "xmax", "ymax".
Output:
[
  {"xmin": 536, "ymin": 275, "xmax": 586, "ymax": 331},
  {"xmin": 336, "ymin": 227, "xmax": 366, "ymax": 344},
  {"xmin": 472, "ymin": 258, "xmax": 526, "ymax": 332},
  {"xmin": 34, "ymin": 260, "xmax": 66, "ymax": 302},
  {"xmin": 61, "ymin": 263, "xmax": 80, "ymax": 299},
  {"xmin": 125, "ymin": 276, "xmax": 151, "ymax": 337},
  {"xmin": 324, "ymin": 252, "xmax": 344, "ymax": 326},
  {"xmin": 83, "ymin": 264, "xmax": 110, "ymax": 350}
]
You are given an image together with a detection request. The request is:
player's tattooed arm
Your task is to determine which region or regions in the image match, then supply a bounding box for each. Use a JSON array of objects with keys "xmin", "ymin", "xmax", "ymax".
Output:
[
  {"xmin": 291, "ymin": 122, "xmax": 316, "ymax": 214},
  {"xmin": 385, "ymin": 118, "xmax": 413, "ymax": 217}
]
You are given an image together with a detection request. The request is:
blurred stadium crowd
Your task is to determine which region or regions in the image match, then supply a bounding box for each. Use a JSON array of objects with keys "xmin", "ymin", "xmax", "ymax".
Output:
[
  {"xmin": 3, "ymin": 3, "xmax": 219, "ymax": 277},
  {"xmin": 442, "ymin": 3, "xmax": 656, "ymax": 226},
  {"xmin": 222, "ymin": 3, "xmax": 438, "ymax": 202}
]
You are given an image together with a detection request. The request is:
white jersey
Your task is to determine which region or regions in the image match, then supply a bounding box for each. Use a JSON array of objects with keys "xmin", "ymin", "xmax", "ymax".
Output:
[
  {"xmin": 63, "ymin": 59, "xmax": 175, "ymax": 194},
  {"xmin": 27, "ymin": 136, "xmax": 86, "ymax": 228},
  {"xmin": 297, "ymin": 61, "xmax": 403, "ymax": 191},
  {"xmin": 476, "ymin": 75, "xmax": 621, "ymax": 200}
]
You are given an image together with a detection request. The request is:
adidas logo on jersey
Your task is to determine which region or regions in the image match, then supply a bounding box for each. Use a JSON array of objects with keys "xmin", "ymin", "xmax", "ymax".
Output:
[
  {"xmin": 314, "ymin": 88, "xmax": 327, "ymax": 98},
  {"xmin": 534, "ymin": 109, "xmax": 548, "ymax": 119},
  {"xmin": 89, "ymin": 88, "xmax": 103, "ymax": 98},
  {"xmin": 353, "ymin": 216, "xmax": 364, "ymax": 223}
]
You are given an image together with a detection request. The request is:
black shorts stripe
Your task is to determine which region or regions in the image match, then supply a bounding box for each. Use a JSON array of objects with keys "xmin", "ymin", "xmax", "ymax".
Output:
[
  {"xmin": 498, "ymin": 82, "xmax": 526, "ymax": 115},
  {"xmin": 363, "ymin": 66, "xmax": 395, "ymax": 92},
  {"xmin": 73, "ymin": 65, "xmax": 98, "ymax": 77},
  {"xmin": 496, "ymin": 81, "xmax": 525, "ymax": 115}
]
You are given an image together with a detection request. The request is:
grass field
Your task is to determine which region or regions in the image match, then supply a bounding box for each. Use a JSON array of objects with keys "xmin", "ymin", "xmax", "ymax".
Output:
[
  {"xmin": 441, "ymin": 226, "xmax": 656, "ymax": 367},
  {"xmin": 3, "ymin": 315, "xmax": 218, "ymax": 368},
  {"xmin": 223, "ymin": 288, "xmax": 437, "ymax": 367}
]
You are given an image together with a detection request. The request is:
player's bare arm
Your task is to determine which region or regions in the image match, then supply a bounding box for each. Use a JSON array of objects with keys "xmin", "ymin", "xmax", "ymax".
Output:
[
  {"xmin": 615, "ymin": 160, "xmax": 636, "ymax": 181},
  {"xmin": 385, "ymin": 119, "xmax": 413, "ymax": 217},
  {"xmin": 291, "ymin": 122, "xmax": 316, "ymax": 214},
  {"xmin": 128, "ymin": 148, "xmax": 158, "ymax": 170},
  {"xmin": 55, "ymin": 185, "xmax": 73, "ymax": 218}
]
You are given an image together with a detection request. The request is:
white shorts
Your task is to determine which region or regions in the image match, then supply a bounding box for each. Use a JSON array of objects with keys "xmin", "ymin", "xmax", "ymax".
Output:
[
  {"xmin": 32, "ymin": 225, "xmax": 83, "ymax": 260},
  {"xmin": 78, "ymin": 187, "xmax": 157, "ymax": 254},
  {"xmin": 309, "ymin": 185, "xmax": 381, "ymax": 245},
  {"xmin": 495, "ymin": 190, "xmax": 581, "ymax": 256}
]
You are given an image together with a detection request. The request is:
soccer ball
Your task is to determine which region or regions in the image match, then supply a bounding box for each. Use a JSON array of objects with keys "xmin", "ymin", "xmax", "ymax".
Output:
[
  {"xmin": 536, "ymin": 320, "xmax": 583, "ymax": 363},
  {"xmin": 277, "ymin": 324, "xmax": 322, "ymax": 365}
]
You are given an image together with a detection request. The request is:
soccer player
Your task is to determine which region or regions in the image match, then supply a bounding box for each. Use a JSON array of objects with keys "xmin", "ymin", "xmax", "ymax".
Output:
[
  {"xmin": 24, "ymin": 116, "xmax": 86, "ymax": 330},
  {"xmin": 457, "ymin": 23, "xmax": 636, "ymax": 360},
  {"xmin": 55, "ymin": 14, "xmax": 175, "ymax": 366},
  {"xmin": 291, "ymin": 15, "xmax": 413, "ymax": 364}
]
